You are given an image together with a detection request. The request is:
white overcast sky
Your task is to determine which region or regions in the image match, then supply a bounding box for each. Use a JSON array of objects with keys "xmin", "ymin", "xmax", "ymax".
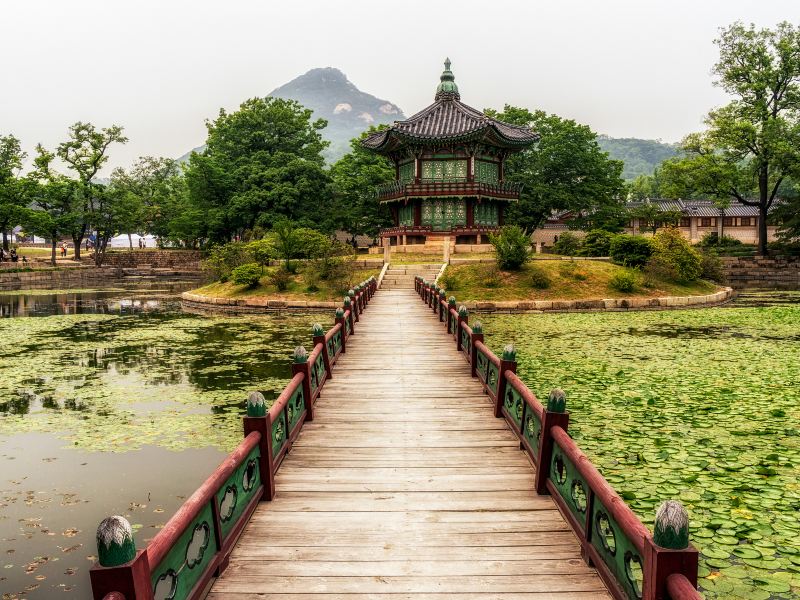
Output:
[{"xmin": 2, "ymin": 0, "xmax": 798, "ymax": 174}]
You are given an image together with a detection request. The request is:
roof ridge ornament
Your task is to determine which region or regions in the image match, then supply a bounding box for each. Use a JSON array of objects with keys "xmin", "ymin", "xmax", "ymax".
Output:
[{"xmin": 435, "ymin": 57, "xmax": 460, "ymax": 101}]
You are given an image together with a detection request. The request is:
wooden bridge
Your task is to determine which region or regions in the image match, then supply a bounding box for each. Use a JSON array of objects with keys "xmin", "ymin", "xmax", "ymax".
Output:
[{"xmin": 89, "ymin": 274, "xmax": 701, "ymax": 600}]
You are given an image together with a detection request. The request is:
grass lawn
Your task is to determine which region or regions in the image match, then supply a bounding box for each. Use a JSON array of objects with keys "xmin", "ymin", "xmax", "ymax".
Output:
[
  {"xmin": 191, "ymin": 265, "xmax": 381, "ymax": 301},
  {"xmin": 439, "ymin": 259, "xmax": 719, "ymax": 301}
]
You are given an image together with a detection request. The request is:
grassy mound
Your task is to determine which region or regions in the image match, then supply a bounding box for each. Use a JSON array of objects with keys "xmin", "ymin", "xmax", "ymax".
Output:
[
  {"xmin": 191, "ymin": 265, "xmax": 380, "ymax": 301},
  {"xmin": 439, "ymin": 259, "xmax": 718, "ymax": 301}
]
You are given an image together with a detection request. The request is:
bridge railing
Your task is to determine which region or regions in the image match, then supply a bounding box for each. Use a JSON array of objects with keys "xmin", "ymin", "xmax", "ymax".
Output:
[
  {"xmin": 415, "ymin": 276, "xmax": 701, "ymax": 600},
  {"xmin": 89, "ymin": 277, "xmax": 377, "ymax": 600}
]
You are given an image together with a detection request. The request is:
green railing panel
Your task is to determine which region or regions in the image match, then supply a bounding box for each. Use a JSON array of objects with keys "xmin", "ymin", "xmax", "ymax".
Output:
[
  {"xmin": 590, "ymin": 497, "xmax": 645, "ymax": 600},
  {"xmin": 549, "ymin": 441, "xmax": 590, "ymax": 534},
  {"xmin": 522, "ymin": 403, "xmax": 542, "ymax": 460},
  {"xmin": 310, "ymin": 352, "xmax": 325, "ymax": 395},
  {"xmin": 216, "ymin": 444, "xmax": 261, "ymax": 540},
  {"xmin": 449, "ymin": 313, "xmax": 457, "ymax": 335},
  {"xmin": 476, "ymin": 348, "xmax": 489, "ymax": 382},
  {"xmin": 271, "ymin": 415, "xmax": 285, "ymax": 455},
  {"xmin": 486, "ymin": 361, "xmax": 499, "ymax": 396},
  {"xmin": 287, "ymin": 387, "xmax": 304, "ymax": 432},
  {"xmin": 460, "ymin": 328, "xmax": 470, "ymax": 357},
  {"xmin": 345, "ymin": 318, "xmax": 352, "ymax": 336},
  {"xmin": 503, "ymin": 382, "xmax": 524, "ymax": 428},
  {"xmin": 150, "ymin": 502, "xmax": 215, "ymax": 600}
]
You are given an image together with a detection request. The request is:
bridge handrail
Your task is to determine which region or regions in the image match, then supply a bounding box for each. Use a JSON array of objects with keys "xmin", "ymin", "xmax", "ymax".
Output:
[
  {"xmin": 414, "ymin": 276, "xmax": 700, "ymax": 600},
  {"xmin": 90, "ymin": 276, "xmax": 378, "ymax": 600}
]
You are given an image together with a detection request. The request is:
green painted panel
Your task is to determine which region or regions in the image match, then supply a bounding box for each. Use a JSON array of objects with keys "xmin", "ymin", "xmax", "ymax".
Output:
[
  {"xmin": 216, "ymin": 443, "xmax": 261, "ymax": 540},
  {"xmin": 399, "ymin": 161, "xmax": 414, "ymax": 183},
  {"xmin": 590, "ymin": 497, "xmax": 645, "ymax": 600},
  {"xmin": 150, "ymin": 502, "xmax": 215, "ymax": 600},
  {"xmin": 421, "ymin": 160, "xmax": 467, "ymax": 180},
  {"xmin": 271, "ymin": 415, "xmax": 285, "ymax": 454},
  {"xmin": 475, "ymin": 202, "xmax": 499, "ymax": 226},
  {"xmin": 549, "ymin": 441, "xmax": 590, "ymax": 533},
  {"xmin": 522, "ymin": 403, "xmax": 542, "ymax": 460},
  {"xmin": 475, "ymin": 160, "xmax": 499, "ymax": 183},
  {"xmin": 461, "ymin": 328, "xmax": 471, "ymax": 358},
  {"xmin": 287, "ymin": 386, "xmax": 304, "ymax": 431},
  {"xmin": 503, "ymin": 381, "xmax": 524, "ymax": 427},
  {"xmin": 398, "ymin": 203, "xmax": 414, "ymax": 226},
  {"xmin": 421, "ymin": 199, "xmax": 466, "ymax": 229},
  {"xmin": 310, "ymin": 352, "xmax": 325, "ymax": 395}
]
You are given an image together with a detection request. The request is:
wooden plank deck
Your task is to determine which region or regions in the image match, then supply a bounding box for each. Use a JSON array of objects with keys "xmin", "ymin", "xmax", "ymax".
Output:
[{"xmin": 208, "ymin": 288, "xmax": 611, "ymax": 599}]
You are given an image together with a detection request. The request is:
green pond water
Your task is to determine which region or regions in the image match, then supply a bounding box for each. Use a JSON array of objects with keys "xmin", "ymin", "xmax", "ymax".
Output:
[
  {"xmin": 480, "ymin": 291, "xmax": 800, "ymax": 600},
  {"xmin": 0, "ymin": 282, "xmax": 315, "ymax": 599}
]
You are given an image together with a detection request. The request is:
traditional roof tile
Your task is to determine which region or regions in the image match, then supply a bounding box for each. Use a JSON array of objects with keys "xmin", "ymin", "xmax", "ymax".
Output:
[{"xmin": 362, "ymin": 60, "xmax": 537, "ymax": 153}]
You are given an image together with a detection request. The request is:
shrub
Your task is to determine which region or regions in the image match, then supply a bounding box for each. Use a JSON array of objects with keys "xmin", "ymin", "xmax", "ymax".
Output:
[
  {"xmin": 699, "ymin": 232, "xmax": 743, "ymax": 248},
  {"xmin": 268, "ymin": 268, "xmax": 292, "ymax": 291},
  {"xmin": 700, "ymin": 250, "xmax": 726, "ymax": 283},
  {"xmin": 553, "ymin": 232, "xmax": 582, "ymax": 256},
  {"xmin": 489, "ymin": 225, "xmax": 530, "ymax": 270},
  {"xmin": 529, "ymin": 265, "xmax": 552, "ymax": 289},
  {"xmin": 609, "ymin": 269, "xmax": 640, "ymax": 293},
  {"xmin": 483, "ymin": 265, "xmax": 501, "ymax": 288},
  {"xmin": 651, "ymin": 228, "xmax": 702, "ymax": 282},
  {"xmin": 247, "ymin": 238, "xmax": 276, "ymax": 269},
  {"xmin": 438, "ymin": 269, "xmax": 460, "ymax": 291},
  {"xmin": 609, "ymin": 234, "xmax": 653, "ymax": 268},
  {"xmin": 204, "ymin": 242, "xmax": 250, "ymax": 281},
  {"xmin": 231, "ymin": 263, "xmax": 263, "ymax": 288},
  {"xmin": 579, "ymin": 229, "xmax": 614, "ymax": 257}
]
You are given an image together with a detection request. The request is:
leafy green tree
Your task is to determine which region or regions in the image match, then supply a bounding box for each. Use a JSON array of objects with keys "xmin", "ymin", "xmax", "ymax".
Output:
[
  {"xmin": 184, "ymin": 97, "xmax": 331, "ymax": 243},
  {"xmin": 54, "ymin": 122, "xmax": 128, "ymax": 259},
  {"xmin": 110, "ymin": 157, "xmax": 182, "ymax": 246},
  {"xmin": 628, "ymin": 202, "xmax": 682, "ymax": 235},
  {"xmin": 329, "ymin": 128, "xmax": 394, "ymax": 237},
  {"xmin": 0, "ymin": 134, "xmax": 27, "ymax": 251},
  {"xmin": 484, "ymin": 106, "xmax": 626, "ymax": 231},
  {"xmin": 659, "ymin": 22, "xmax": 800, "ymax": 255}
]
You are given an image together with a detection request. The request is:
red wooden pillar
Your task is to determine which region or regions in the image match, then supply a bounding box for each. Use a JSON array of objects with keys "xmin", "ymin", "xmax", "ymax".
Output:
[
  {"xmin": 291, "ymin": 362, "xmax": 314, "ymax": 422},
  {"xmin": 643, "ymin": 542, "xmax": 699, "ymax": 600},
  {"xmin": 535, "ymin": 413, "xmax": 570, "ymax": 495},
  {"xmin": 348, "ymin": 291, "xmax": 359, "ymax": 322},
  {"xmin": 89, "ymin": 551, "xmax": 152, "ymax": 600},
  {"xmin": 243, "ymin": 416, "xmax": 276, "ymax": 501},
  {"xmin": 495, "ymin": 358, "xmax": 516, "ymax": 418}
]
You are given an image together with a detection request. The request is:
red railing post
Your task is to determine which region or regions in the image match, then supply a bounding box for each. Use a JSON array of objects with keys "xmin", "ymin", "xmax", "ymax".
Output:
[
  {"xmin": 291, "ymin": 354, "xmax": 314, "ymax": 423},
  {"xmin": 643, "ymin": 541, "xmax": 699, "ymax": 600},
  {"xmin": 535, "ymin": 392, "xmax": 570, "ymax": 495},
  {"xmin": 89, "ymin": 550, "xmax": 152, "ymax": 600},
  {"xmin": 243, "ymin": 394, "xmax": 276, "ymax": 501},
  {"xmin": 428, "ymin": 284, "xmax": 435, "ymax": 309},
  {"xmin": 496, "ymin": 347, "xmax": 517, "ymax": 418},
  {"xmin": 348, "ymin": 290, "xmax": 359, "ymax": 322}
]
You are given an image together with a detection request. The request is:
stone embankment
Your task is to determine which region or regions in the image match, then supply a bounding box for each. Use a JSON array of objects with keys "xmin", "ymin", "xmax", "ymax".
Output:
[
  {"xmin": 722, "ymin": 256, "xmax": 800, "ymax": 289},
  {"xmin": 102, "ymin": 250, "xmax": 203, "ymax": 269}
]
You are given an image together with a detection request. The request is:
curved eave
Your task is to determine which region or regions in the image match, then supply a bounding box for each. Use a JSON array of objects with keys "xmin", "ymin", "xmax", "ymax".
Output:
[{"xmin": 361, "ymin": 126, "xmax": 537, "ymax": 155}]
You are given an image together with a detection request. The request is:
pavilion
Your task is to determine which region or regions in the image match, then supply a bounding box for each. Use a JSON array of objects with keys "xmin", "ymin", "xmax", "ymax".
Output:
[{"xmin": 362, "ymin": 59, "xmax": 538, "ymax": 253}]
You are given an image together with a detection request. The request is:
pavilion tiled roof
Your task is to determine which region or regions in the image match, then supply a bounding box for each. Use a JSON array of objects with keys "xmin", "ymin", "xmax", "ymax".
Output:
[{"xmin": 362, "ymin": 60, "xmax": 538, "ymax": 153}]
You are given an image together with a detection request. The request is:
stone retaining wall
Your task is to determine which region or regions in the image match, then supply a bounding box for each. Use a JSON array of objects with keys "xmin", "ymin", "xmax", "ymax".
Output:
[
  {"xmin": 722, "ymin": 256, "xmax": 800, "ymax": 289},
  {"xmin": 0, "ymin": 266, "xmax": 205, "ymax": 288},
  {"xmin": 102, "ymin": 250, "xmax": 203, "ymax": 269},
  {"xmin": 181, "ymin": 292, "xmax": 338, "ymax": 314}
]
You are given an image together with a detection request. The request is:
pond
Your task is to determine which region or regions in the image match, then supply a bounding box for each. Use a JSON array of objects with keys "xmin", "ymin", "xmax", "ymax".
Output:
[
  {"xmin": 0, "ymin": 281, "xmax": 316, "ymax": 599},
  {"xmin": 479, "ymin": 292, "xmax": 800, "ymax": 600}
]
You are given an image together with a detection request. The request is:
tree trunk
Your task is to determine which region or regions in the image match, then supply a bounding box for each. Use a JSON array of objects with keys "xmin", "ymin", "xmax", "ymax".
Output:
[
  {"xmin": 758, "ymin": 166, "xmax": 769, "ymax": 256},
  {"xmin": 128, "ymin": 233, "xmax": 133, "ymax": 250},
  {"xmin": 73, "ymin": 235, "xmax": 82, "ymax": 261},
  {"xmin": 50, "ymin": 238, "xmax": 56, "ymax": 267},
  {"xmin": 2, "ymin": 230, "xmax": 8, "ymax": 251}
]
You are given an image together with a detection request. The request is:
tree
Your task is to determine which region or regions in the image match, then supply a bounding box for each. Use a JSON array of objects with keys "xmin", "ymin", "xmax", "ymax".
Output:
[
  {"xmin": 660, "ymin": 22, "xmax": 800, "ymax": 255},
  {"xmin": 0, "ymin": 134, "xmax": 27, "ymax": 251},
  {"xmin": 627, "ymin": 202, "xmax": 682, "ymax": 235},
  {"xmin": 329, "ymin": 128, "xmax": 394, "ymax": 238},
  {"xmin": 483, "ymin": 106, "xmax": 626, "ymax": 231},
  {"xmin": 184, "ymin": 97, "xmax": 331, "ymax": 243},
  {"xmin": 110, "ymin": 156, "xmax": 181, "ymax": 247},
  {"xmin": 53, "ymin": 122, "xmax": 127, "ymax": 259}
]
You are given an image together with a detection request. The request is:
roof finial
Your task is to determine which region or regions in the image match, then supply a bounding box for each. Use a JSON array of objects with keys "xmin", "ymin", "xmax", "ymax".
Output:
[{"xmin": 435, "ymin": 57, "xmax": 460, "ymax": 101}]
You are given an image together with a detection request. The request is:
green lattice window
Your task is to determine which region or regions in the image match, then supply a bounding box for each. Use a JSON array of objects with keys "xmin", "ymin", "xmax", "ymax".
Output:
[
  {"xmin": 421, "ymin": 160, "xmax": 468, "ymax": 181},
  {"xmin": 398, "ymin": 204, "xmax": 414, "ymax": 226},
  {"xmin": 475, "ymin": 202, "xmax": 499, "ymax": 226},
  {"xmin": 398, "ymin": 161, "xmax": 415, "ymax": 183},
  {"xmin": 475, "ymin": 160, "xmax": 499, "ymax": 183},
  {"xmin": 421, "ymin": 199, "xmax": 467, "ymax": 230}
]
